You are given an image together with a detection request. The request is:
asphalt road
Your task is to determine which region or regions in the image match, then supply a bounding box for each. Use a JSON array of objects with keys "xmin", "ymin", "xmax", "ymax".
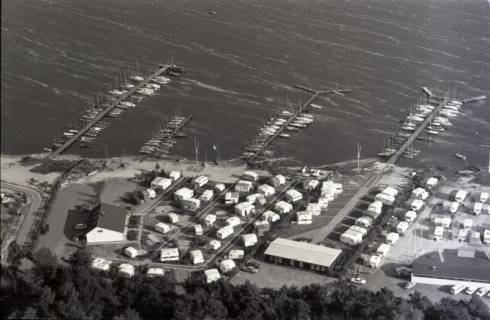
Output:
[{"xmin": 0, "ymin": 181, "xmax": 43, "ymax": 247}]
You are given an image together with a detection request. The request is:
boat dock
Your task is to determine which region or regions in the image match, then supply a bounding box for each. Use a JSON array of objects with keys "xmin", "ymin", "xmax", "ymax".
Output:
[
  {"xmin": 386, "ymin": 89, "xmax": 486, "ymax": 164},
  {"xmin": 46, "ymin": 64, "xmax": 173, "ymax": 159},
  {"xmin": 245, "ymin": 84, "xmax": 350, "ymax": 163},
  {"xmin": 386, "ymin": 95, "xmax": 448, "ymax": 164},
  {"xmin": 139, "ymin": 115, "xmax": 193, "ymax": 158}
]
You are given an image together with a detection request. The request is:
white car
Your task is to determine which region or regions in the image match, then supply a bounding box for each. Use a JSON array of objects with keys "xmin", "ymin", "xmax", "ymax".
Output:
[
  {"xmin": 350, "ymin": 277, "xmax": 367, "ymax": 285},
  {"xmin": 404, "ymin": 281, "xmax": 416, "ymax": 289},
  {"xmin": 476, "ymin": 288, "xmax": 488, "ymax": 297},
  {"xmin": 465, "ymin": 287, "xmax": 477, "ymax": 295}
]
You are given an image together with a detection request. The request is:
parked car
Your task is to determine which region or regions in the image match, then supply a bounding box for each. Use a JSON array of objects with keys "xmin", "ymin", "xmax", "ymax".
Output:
[
  {"xmin": 75, "ymin": 223, "xmax": 87, "ymax": 230},
  {"xmin": 465, "ymin": 287, "xmax": 477, "ymax": 295},
  {"xmin": 241, "ymin": 265, "xmax": 258, "ymax": 273},
  {"xmin": 350, "ymin": 277, "xmax": 366, "ymax": 285},
  {"xmin": 404, "ymin": 281, "xmax": 416, "ymax": 289},
  {"xmin": 246, "ymin": 260, "xmax": 260, "ymax": 269},
  {"xmin": 475, "ymin": 288, "xmax": 488, "ymax": 297}
]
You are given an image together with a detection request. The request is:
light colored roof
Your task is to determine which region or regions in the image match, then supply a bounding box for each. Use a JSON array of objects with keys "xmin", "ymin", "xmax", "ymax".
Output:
[{"xmin": 264, "ymin": 238, "xmax": 342, "ymax": 268}]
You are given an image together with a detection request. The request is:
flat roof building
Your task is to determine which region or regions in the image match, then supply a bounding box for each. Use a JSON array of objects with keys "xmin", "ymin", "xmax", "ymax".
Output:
[
  {"xmin": 204, "ymin": 268, "xmax": 221, "ymax": 283},
  {"xmin": 265, "ymin": 238, "xmax": 342, "ymax": 272},
  {"xmin": 412, "ymin": 249, "xmax": 490, "ymax": 289},
  {"xmin": 86, "ymin": 203, "xmax": 127, "ymax": 244}
]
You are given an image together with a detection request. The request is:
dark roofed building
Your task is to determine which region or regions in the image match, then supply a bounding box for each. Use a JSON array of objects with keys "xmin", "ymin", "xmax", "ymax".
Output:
[
  {"xmin": 411, "ymin": 249, "xmax": 490, "ymax": 289},
  {"xmin": 86, "ymin": 203, "xmax": 127, "ymax": 244}
]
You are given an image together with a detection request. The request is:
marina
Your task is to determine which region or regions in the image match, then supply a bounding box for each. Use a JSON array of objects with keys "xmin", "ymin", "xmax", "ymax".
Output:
[
  {"xmin": 242, "ymin": 84, "xmax": 351, "ymax": 163},
  {"xmin": 45, "ymin": 63, "xmax": 183, "ymax": 159},
  {"xmin": 139, "ymin": 115, "xmax": 193, "ymax": 158},
  {"xmin": 377, "ymin": 88, "xmax": 487, "ymax": 165}
]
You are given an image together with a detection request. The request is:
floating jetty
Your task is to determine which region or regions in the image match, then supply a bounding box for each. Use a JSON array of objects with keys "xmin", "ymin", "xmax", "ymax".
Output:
[
  {"xmin": 46, "ymin": 63, "xmax": 184, "ymax": 159},
  {"xmin": 243, "ymin": 84, "xmax": 350, "ymax": 163},
  {"xmin": 378, "ymin": 87, "xmax": 486, "ymax": 164},
  {"xmin": 139, "ymin": 115, "xmax": 192, "ymax": 158}
]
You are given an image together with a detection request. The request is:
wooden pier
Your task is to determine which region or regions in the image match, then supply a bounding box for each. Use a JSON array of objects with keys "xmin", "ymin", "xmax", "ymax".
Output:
[
  {"xmin": 246, "ymin": 85, "xmax": 351, "ymax": 163},
  {"xmin": 46, "ymin": 64, "xmax": 172, "ymax": 159},
  {"xmin": 386, "ymin": 93, "xmax": 448, "ymax": 164}
]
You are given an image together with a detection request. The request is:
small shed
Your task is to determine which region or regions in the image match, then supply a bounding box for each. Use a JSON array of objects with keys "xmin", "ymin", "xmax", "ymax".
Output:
[
  {"xmin": 204, "ymin": 268, "xmax": 221, "ymax": 283},
  {"xmin": 376, "ymin": 243, "xmax": 391, "ymax": 257},
  {"xmin": 160, "ymin": 248, "xmax": 179, "ymax": 262},
  {"xmin": 396, "ymin": 221, "xmax": 409, "ymax": 235},
  {"xmin": 182, "ymin": 197, "xmax": 201, "ymax": 211},
  {"xmin": 155, "ymin": 222, "xmax": 170, "ymax": 234},
  {"xmin": 201, "ymin": 189, "xmax": 214, "ymax": 202},
  {"xmin": 235, "ymin": 180, "xmax": 253, "ymax": 193},
  {"xmin": 356, "ymin": 216, "xmax": 373, "ymax": 229},
  {"xmin": 296, "ymin": 211, "xmax": 312, "ymax": 225},
  {"xmin": 270, "ymin": 174, "xmax": 286, "ymax": 187},
  {"xmin": 226, "ymin": 216, "xmax": 241, "ymax": 228},
  {"xmin": 124, "ymin": 246, "xmax": 138, "ymax": 258},
  {"xmin": 474, "ymin": 202, "xmax": 483, "ymax": 215},
  {"xmin": 167, "ymin": 212, "xmax": 179, "ymax": 224},
  {"xmin": 225, "ymin": 192, "xmax": 240, "ymax": 205},
  {"xmin": 174, "ymin": 187, "xmax": 194, "ymax": 201},
  {"xmin": 386, "ymin": 232, "xmax": 399, "ymax": 245},
  {"xmin": 262, "ymin": 210, "xmax": 280, "ymax": 223},
  {"xmin": 375, "ymin": 193, "xmax": 395, "ymax": 206},
  {"xmin": 304, "ymin": 179, "xmax": 320, "ymax": 191},
  {"xmin": 479, "ymin": 192, "xmax": 488, "ymax": 203},
  {"xmin": 285, "ymin": 189, "xmax": 303, "ymax": 202},
  {"xmin": 190, "ymin": 250, "xmax": 204, "ymax": 265},
  {"xmin": 235, "ymin": 202, "xmax": 256, "ymax": 217},
  {"xmin": 274, "ymin": 201, "xmax": 293, "ymax": 214},
  {"xmin": 425, "ymin": 177, "xmax": 439, "ymax": 189},
  {"xmin": 193, "ymin": 176, "xmax": 209, "ymax": 187},
  {"xmin": 455, "ymin": 190, "xmax": 467, "ymax": 203},
  {"xmin": 118, "ymin": 264, "xmax": 135, "ymax": 278},
  {"xmin": 208, "ymin": 240, "xmax": 221, "ymax": 250},
  {"xmin": 229, "ymin": 249, "xmax": 245, "ymax": 260},
  {"xmin": 168, "ymin": 171, "xmax": 181, "ymax": 181},
  {"xmin": 146, "ymin": 268, "xmax": 165, "ymax": 277},
  {"xmin": 194, "ymin": 224, "xmax": 203, "ymax": 236},
  {"xmin": 411, "ymin": 188, "xmax": 429, "ymax": 200},
  {"xmin": 151, "ymin": 177, "xmax": 172, "ymax": 191},
  {"xmin": 368, "ymin": 255, "xmax": 382, "ymax": 268},
  {"xmin": 404, "ymin": 210, "xmax": 417, "ymax": 223},
  {"xmin": 242, "ymin": 233, "xmax": 258, "ymax": 247},
  {"xmin": 433, "ymin": 226, "xmax": 444, "ymax": 241},
  {"xmin": 462, "ymin": 219, "xmax": 473, "ymax": 230},
  {"xmin": 258, "ymin": 184, "xmax": 275, "ymax": 197},
  {"xmin": 306, "ymin": 203, "xmax": 321, "ymax": 216},
  {"xmin": 409, "ymin": 199, "xmax": 424, "ymax": 212},
  {"xmin": 215, "ymin": 183, "xmax": 226, "ymax": 192},
  {"xmin": 254, "ymin": 220, "xmax": 270, "ymax": 235},
  {"xmin": 219, "ymin": 259, "xmax": 236, "ymax": 273},
  {"xmin": 203, "ymin": 214, "xmax": 216, "ymax": 226},
  {"xmin": 243, "ymin": 171, "xmax": 259, "ymax": 181},
  {"xmin": 217, "ymin": 225, "xmax": 234, "ymax": 240}
]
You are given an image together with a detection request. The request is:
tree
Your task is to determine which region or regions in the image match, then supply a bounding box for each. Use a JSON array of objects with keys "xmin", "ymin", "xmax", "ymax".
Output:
[
  {"xmin": 114, "ymin": 307, "xmax": 142, "ymax": 320},
  {"xmin": 69, "ymin": 248, "xmax": 92, "ymax": 266}
]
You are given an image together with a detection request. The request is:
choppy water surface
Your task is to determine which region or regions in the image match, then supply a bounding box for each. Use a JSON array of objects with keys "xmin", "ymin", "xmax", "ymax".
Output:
[{"xmin": 2, "ymin": 0, "xmax": 489, "ymax": 167}]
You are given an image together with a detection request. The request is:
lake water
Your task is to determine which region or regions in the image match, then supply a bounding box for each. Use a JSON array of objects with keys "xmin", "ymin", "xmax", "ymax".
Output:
[{"xmin": 2, "ymin": 0, "xmax": 489, "ymax": 167}]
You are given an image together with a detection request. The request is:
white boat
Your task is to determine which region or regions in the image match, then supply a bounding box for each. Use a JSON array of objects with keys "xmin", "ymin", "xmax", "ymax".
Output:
[
  {"xmin": 454, "ymin": 153, "xmax": 466, "ymax": 161},
  {"xmin": 63, "ymin": 132, "xmax": 75, "ymax": 137},
  {"xmin": 130, "ymin": 75, "xmax": 145, "ymax": 82},
  {"xmin": 152, "ymin": 76, "xmax": 170, "ymax": 84},
  {"xmin": 109, "ymin": 89, "xmax": 125, "ymax": 96},
  {"xmin": 279, "ymin": 133, "xmax": 291, "ymax": 138},
  {"xmin": 146, "ymin": 83, "xmax": 160, "ymax": 90},
  {"xmin": 426, "ymin": 129, "xmax": 439, "ymax": 135},
  {"xmin": 137, "ymin": 88, "xmax": 155, "ymax": 96},
  {"xmin": 279, "ymin": 110, "xmax": 293, "ymax": 116},
  {"xmin": 309, "ymin": 103, "xmax": 323, "ymax": 109},
  {"xmin": 119, "ymin": 101, "xmax": 136, "ymax": 108},
  {"xmin": 121, "ymin": 83, "xmax": 134, "ymax": 90},
  {"xmin": 299, "ymin": 113, "xmax": 314, "ymax": 119},
  {"xmin": 402, "ymin": 126, "xmax": 415, "ymax": 131}
]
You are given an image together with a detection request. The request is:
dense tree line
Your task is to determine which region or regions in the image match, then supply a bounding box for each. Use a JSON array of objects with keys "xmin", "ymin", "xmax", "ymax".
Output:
[{"xmin": 1, "ymin": 248, "xmax": 489, "ymax": 320}]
